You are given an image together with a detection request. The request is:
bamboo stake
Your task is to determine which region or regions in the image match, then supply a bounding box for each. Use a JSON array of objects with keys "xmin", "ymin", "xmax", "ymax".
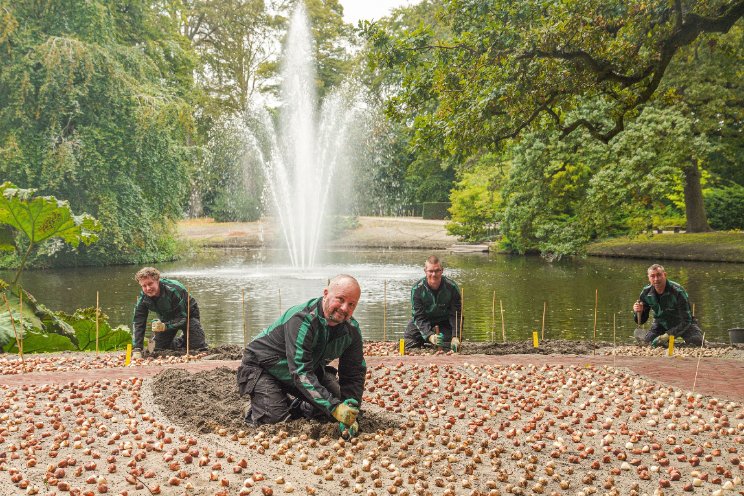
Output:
[
  {"xmin": 593, "ymin": 289, "xmax": 598, "ymax": 355},
  {"xmin": 459, "ymin": 287, "xmax": 464, "ymax": 341},
  {"xmin": 692, "ymin": 333, "xmax": 706, "ymax": 394},
  {"xmin": 2, "ymin": 293, "xmax": 25, "ymax": 372},
  {"xmin": 19, "ymin": 289, "xmax": 24, "ymax": 367},
  {"xmin": 692, "ymin": 303, "xmax": 696, "ymax": 317},
  {"xmin": 541, "ymin": 301, "xmax": 547, "ymax": 341},
  {"xmin": 491, "ymin": 291, "xmax": 496, "ymax": 343},
  {"xmin": 385, "ymin": 281, "xmax": 391, "ymax": 341},
  {"xmin": 499, "ymin": 299, "xmax": 506, "ymax": 343},
  {"xmin": 186, "ymin": 287, "xmax": 191, "ymax": 357},
  {"xmin": 612, "ymin": 314, "xmax": 616, "ymax": 368},
  {"xmin": 95, "ymin": 291, "xmax": 100, "ymax": 354},
  {"xmin": 242, "ymin": 288, "xmax": 247, "ymax": 348}
]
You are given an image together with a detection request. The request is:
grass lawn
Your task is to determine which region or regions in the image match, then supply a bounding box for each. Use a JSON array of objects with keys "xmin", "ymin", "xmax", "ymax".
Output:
[{"xmin": 587, "ymin": 231, "xmax": 744, "ymax": 263}]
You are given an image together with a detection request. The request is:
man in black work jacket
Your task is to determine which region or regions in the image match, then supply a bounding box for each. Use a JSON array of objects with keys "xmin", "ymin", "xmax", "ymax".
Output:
[
  {"xmin": 237, "ymin": 275, "xmax": 365, "ymax": 435},
  {"xmin": 404, "ymin": 255, "xmax": 462, "ymax": 351},
  {"xmin": 132, "ymin": 267, "xmax": 208, "ymax": 359},
  {"xmin": 633, "ymin": 264, "xmax": 703, "ymax": 346}
]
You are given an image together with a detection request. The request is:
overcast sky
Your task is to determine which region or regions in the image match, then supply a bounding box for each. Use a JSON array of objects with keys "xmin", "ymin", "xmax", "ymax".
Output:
[{"xmin": 339, "ymin": 0, "xmax": 420, "ymax": 25}]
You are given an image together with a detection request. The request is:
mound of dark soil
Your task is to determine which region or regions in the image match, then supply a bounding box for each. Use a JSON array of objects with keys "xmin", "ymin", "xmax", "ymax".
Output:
[
  {"xmin": 146, "ymin": 344, "xmax": 243, "ymax": 360},
  {"xmin": 150, "ymin": 367, "xmax": 399, "ymax": 439}
]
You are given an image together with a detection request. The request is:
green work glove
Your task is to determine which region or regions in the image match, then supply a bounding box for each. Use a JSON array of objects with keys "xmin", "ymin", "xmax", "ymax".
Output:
[
  {"xmin": 339, "ymin": 421, "xmax": 359, "ymax": 439},
  {"xmin": 450, "ymin": 337, "xmax": 460, "ymax": 352},
  {"xmin": 332, "ymin": 398, "xmax": 359, "ymax": 426},
  {"xmin": 428, "ymin": 332, "xmax": 444, "ymax": 347},
  {"xmin": 151, "ymin": 320, "xmax": 166, "ymax": 333},
  {"xmin": 651, "ymin": 333, "xmax": 670, "ymax": 348}
]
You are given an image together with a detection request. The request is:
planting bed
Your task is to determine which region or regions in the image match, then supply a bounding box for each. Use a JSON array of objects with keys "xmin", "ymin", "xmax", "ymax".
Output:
[{"xmin": 1, "ymin": 343, "xmax": 743, "ymax": 495}]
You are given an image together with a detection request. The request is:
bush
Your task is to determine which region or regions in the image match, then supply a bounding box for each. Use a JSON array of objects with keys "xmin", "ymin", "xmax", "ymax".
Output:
[
  {"xmin": 422, "ymin": 202, "xmax": 451, "ymax": 220},
  {"xmin": 209, "ymin": 194, "xmax": 262, "ymax": 222},
  {"xmin": 705, "ymin": 185, "xmax": 744, "ymax": 230}
]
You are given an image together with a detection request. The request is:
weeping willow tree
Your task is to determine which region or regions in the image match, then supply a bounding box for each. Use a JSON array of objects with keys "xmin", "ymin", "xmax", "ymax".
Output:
[{"xmin": 0, "ymin": 1, "xmax": 198, "ymax": 266}]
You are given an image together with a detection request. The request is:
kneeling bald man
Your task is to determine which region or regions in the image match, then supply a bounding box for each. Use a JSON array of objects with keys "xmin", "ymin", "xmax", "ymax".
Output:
[{"xmin": 237, "ymin": 275, "xmax": 366, "ymax": 437}]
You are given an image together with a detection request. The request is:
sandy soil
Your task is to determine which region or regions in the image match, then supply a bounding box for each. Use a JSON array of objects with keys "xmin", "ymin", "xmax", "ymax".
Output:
[
  {"xmin": 178, "ymin": 217, "xmax": 458, "ymax": 250},
  {"xmin": 1, "ymin": 344, "xmax": 743, "ymax": 496}
]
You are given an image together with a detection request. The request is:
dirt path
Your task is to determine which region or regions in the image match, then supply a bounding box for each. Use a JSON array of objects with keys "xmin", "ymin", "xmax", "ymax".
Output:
[{"xmin": 178, "ymin": 216, "xmax": 458, "ymax": 249}]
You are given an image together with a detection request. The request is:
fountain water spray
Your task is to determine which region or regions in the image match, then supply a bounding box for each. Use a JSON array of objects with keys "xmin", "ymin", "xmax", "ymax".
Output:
[{"xmin": 245, "ymin": 4, "xmax": 363, "ymax": 268}]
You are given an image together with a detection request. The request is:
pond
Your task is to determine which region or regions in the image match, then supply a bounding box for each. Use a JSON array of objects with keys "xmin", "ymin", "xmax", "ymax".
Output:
[{"xmin": 8, "ymin": 249, "xmax": 744, "ymax": 345}]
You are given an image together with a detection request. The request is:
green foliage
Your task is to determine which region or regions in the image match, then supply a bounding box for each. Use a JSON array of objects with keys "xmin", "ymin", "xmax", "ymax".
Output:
[
  {"xmin": 422, "ymin": 202, "xmax": 451, "ymax": 220},
  {"xmin": 363, "ymin": 0, "xmax": 742, "ymax": 155},
  {"xmin": 0, "ymin": 1, "xmax": 197, "ymax": 267},
  {"xmin": 0, "ymin": 182, "xmax": 100, "ymax": 282},
  {"xmin": 0, "ymin": 285, "xmax": 75, "ymax": 351},
  {"xmin": 447, "ymin": 154, "xmax": 506, "ymax": 241},
  {"xmin": 62, "ymin": 308, "xmax": 132, "ymax": 352},
  {"xmin": 1, "ymin": 287, "xmax": 130, "ymax": 353},
  {"xmin": 705, "ymin": 185, "xmax": 744, "ymax": 230},
  {"xmin": 209, "ymin": 193, "xmax": 262, "ymax": 223},
  {"xmin": 328, "ymin": 215, "xmax": 360, "ymax": 240}
]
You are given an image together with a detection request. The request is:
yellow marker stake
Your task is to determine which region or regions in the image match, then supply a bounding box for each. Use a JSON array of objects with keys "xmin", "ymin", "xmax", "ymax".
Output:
[
  {"xmin": 667, "ymin": 335, "xmax": 675, "ymax": 357},
  {"xmin": 399, "ymin": 338, "xmax": 405, "ymax": 356},
  {"xmin": 532, "ymin": 331, "xmax": 539, "ymax": 348},
  {"xmin": 125, "ymin": 344, "xmax": 132, "ymax": 366}
]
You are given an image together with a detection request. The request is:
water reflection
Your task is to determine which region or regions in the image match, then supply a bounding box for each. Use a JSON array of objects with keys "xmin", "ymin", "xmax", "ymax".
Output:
[{"xmin": 7, "ymin": 249, "xmax": 744, "ymax": 345}]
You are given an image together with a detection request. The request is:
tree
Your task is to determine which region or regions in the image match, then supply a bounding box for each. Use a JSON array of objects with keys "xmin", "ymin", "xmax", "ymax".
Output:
[
  {"xmin": 0, "ymin": 0, "xmax": 197, "ymax": 265},
  {"xmin": 365, "ymin": 0, "xmax": 743, "ymax": 151},
  {"xmin": 364, "ymin": 0, "xmax": 743, "ymax": 239}
]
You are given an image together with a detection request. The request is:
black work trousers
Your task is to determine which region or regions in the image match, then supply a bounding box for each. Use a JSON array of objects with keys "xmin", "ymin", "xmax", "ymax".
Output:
[{"xmin": 239, "ymin": 365, "xmax": 340, "ymax": 425}]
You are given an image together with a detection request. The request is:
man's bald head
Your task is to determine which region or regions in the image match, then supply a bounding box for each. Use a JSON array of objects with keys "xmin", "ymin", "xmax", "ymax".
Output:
[{"xmin": 323, "ymin": 275, "xmax": 361, "ymax": 325}]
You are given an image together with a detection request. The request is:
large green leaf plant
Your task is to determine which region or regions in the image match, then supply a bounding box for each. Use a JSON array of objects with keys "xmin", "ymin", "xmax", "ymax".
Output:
[
  {"xmin": 0, "ymin": 182, "xmax": 130, "ymax": 353},
  {"xmin": 0, "ymin": 181, "xmax": 100, "ymax": 284}
]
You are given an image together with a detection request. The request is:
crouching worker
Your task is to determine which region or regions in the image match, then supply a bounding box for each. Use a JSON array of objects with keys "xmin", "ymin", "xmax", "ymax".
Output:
[
  {"xmin": 633, "ymin": 264, "xmax": 703, "ymax": 347},
  {"xmin": 237, "ymin": 275, "xmax": 366, "ymax": 438},
  {"xmin": 132, "ymin": 267, "xmax": 208, "ymax": 359},
  {"xmin": 404, "ymin": 255, "xmax": 462, "ymax": 352}
]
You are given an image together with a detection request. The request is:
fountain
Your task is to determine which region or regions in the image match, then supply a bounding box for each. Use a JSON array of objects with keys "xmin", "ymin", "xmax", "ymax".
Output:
[{"xmin": 245, "ymin": 3, "xmax": 363, "ymax": 268}]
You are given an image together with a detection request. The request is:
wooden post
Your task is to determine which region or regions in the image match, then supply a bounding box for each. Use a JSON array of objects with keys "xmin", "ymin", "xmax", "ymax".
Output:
[
  {"xmin": 491, "ymin": 291, "xmax": 496, "ymax": 343},
  {"xmin": 19, "ymin": 289, "xmax": 25, "ymax": 370},
  {"xmin": 459, "ymin": 287, "xmax": 464, "ymax": 341},
  {"xmin": 186, "ymin": 287, "xmax": 191, "ymax": 357},
  {"xmin": 612, "ymin": 314, "xmax": 616, "ymax": 368},
  {"xmin": 2, "ymin": 293, "xmax": 25, "ymax": 372},
  {"xmin": 692, "ymin": 333, "xmax": 706, "ymax": 394},
  {"xmin": 242, "ymin": 288, "xmax": 247, "ymax": 348},
  {"xmin": 499, "ymin": 299, "xmax": 506, "ymax": 343},
  {"xmin": 541, "ymin": 301, "xmax": 547, "ymax": 341},
  {"xmin": 384, "ymin": 280, "xmax": 388, "ymax": 341},
  {"xmin": 593, "ymin": 289, "xmax": 598, "ymax": 355},
  {"xmin": 95, "ymin": 291, "xmax": 100, "ymax": 354}
]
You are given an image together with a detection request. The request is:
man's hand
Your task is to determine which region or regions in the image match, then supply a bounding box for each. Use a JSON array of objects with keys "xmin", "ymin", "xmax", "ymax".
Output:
[
  {"xmin": 428, "ymin": 333, "xmax": 444, "ymax": 347},
  {"xmin": 332, "ymin": 398, "xmax": 359, "ymax": 426},
  {"xmin": 633, "ymin": 300, "xmax": 643, "ymax": 313},
  {"xmin": 450, "ymin": 337, "xmax": 460, "ymax": 352},
  {"xmin": 132, "ymin": 349, "xmax": 143, "ymax": 360},
  {"xmin": 651, "ymin": 334, "xmax": 670, "ymax": 347},
  {"xmin": 339, "ymin": 421, "xmax": 359, "ymax": 439},
  {"xmin": 151, "ymin": 320, "xmax": 166, "ymax": 333}
]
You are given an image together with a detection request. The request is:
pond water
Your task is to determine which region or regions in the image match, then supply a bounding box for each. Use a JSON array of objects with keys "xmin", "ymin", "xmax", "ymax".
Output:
[{"xmin": 8, "ymin": 249, "xmax": 744, "ymax": 345}]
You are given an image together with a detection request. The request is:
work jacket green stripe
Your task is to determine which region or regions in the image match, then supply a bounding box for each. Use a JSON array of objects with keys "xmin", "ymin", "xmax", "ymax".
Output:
[
  {"xmin": 410, "ymin": 276, "xmax": 462, "ymax": 338},
  {"xmin": 635, "ymin": 280, "xmax": 693, "ymax": 335},
  {"xmin": 132, "ymin": 278, "xmax": 195, "ymax": 349},
  {"xmin": 244, "ymin": 297, "xmax": 366, "ymax": 417}
]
